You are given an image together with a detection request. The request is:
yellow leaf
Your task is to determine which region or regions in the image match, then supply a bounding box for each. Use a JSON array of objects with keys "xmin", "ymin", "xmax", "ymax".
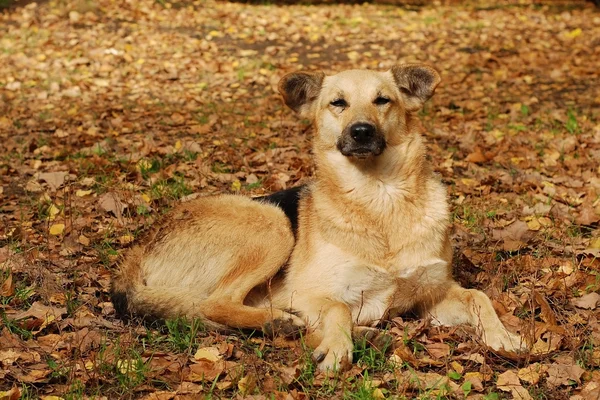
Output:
[
  {"xmin": 372, "ymin": 388, "xmax": 385, "ymax": 399},
  {"xmin": 174, "ymin": 140, "xmax": 182, "ymax": 151},
  {"xmin": 231, "ymin": 180, "xmax": 242, "ymax": 192},
  {"xmin": 141, "ymin": 194, "xmax": 151, "ymax": 203},
  {"xmin": 78, "ymin": 235, "xmax": 90, "ymax": 246},
  {"xmin": 565, "ymin": 28, "xmax": 581, "ymax": 38},
  {"xmin": 527, "ymin": 219, "xmax": 541, "ymax": 231},
  {"xmin": 75, "ymin": 189, "xmax": 93, "ymax": 197},
  {"xmin": 49, "ymin": 224, "xmax": 65, "ymax": 236},
  {"xmin": 118, "ymin": 235, "xmax": 134, "ymax": 245},
  {"xmin": 48, "ymin": 204, "xmax": 60, "ymax": 221},
  {"xmin": 238, "ymin": 374, "xmax": 257, "ymax": 396},
  {"xmin": 450, "ymin": 361, "xmax": 463, "ymax": 374},
  {"xmin": 590, "ymin": 238, "xmax": 600, "ymax": 249},
  {"xmin": 194, "ymin": 347, "xmax": 221, "ymax": 362},
  {"xmin": 460, "ymin": 178, "xmax": 477, "ymax": 187},
  {"xmin": 538, "ymin": 217, "xmax": 552, "ymax": 227}
]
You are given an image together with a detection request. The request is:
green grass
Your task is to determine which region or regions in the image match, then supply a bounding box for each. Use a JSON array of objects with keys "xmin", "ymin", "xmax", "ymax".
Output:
[
  {"xmin": 164, "ymin": 317, "xmax": 205, "ymax": 353},
  {"xmin": 565, "ymin": 109, "xmax": 580, "ymax": 134}
]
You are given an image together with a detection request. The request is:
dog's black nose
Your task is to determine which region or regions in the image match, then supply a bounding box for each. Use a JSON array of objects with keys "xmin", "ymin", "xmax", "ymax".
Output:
[{"xmin": 350, "ymin": 123, "xmax": 376, "ymax": 143}]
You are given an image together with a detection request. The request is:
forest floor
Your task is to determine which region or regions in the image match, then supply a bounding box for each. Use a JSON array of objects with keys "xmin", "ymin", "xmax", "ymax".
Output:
[{"xmin": 1, "ymin": 0, "xmax": 600, "ymax": 399}]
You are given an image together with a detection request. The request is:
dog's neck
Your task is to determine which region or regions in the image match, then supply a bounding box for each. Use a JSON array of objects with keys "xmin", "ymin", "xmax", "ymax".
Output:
[{"xmin": 313, "ymin": 131, "xmax": 431, "ymax": 212}]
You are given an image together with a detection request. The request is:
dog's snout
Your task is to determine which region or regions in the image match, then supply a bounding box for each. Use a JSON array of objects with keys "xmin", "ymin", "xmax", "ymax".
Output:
[{"xmin": 350, "ymin": 123, "xmax": 376, "ymax": 144}]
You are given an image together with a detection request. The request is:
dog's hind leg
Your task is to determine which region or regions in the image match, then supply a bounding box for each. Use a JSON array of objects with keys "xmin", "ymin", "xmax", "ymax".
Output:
[
  {"xmin": 425, "ymin": 283, "xmax": 525, "ymax": 352},
  {"xmin": 199, "ymin": 247, "xmax": 305, "ymax": 335}
]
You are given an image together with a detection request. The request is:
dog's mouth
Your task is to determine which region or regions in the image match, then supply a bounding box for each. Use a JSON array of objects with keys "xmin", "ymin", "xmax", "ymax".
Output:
[{"xmin": 336, "ymin": 138, "xmax": 387, "ymax": 159}]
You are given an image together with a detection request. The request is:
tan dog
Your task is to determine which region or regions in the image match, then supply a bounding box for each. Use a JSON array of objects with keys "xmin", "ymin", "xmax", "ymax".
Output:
[{"xmin": 111, "ymin": 64, "xmax": 524, "ymax": 371}]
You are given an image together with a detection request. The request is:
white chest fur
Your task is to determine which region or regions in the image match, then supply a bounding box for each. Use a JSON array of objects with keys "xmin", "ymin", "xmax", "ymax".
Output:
[{"xmin": 286, "ymin": 241, "xmax": 448, "ymax": 327}]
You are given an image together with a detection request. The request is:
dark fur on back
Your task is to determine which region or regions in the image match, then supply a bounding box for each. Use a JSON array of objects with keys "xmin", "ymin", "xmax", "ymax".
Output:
[{"xmin": 254, "ymin": 185, "xmax": 306, "ymax": 235}]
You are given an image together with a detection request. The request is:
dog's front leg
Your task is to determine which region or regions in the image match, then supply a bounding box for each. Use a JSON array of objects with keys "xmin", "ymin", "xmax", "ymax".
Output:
[
  {"xmin": 426, "ymin": 282, "xmax": 525, "ymax": 352},
  {"xmin": 304, "ymin": 301, "xmax": 354, "ymax": 372}
]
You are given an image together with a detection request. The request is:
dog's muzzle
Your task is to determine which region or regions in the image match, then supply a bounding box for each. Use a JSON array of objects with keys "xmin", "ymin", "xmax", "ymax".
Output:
[{"xmin": 336, "ymin": 122, "xmax": 386, "ymax": 159}]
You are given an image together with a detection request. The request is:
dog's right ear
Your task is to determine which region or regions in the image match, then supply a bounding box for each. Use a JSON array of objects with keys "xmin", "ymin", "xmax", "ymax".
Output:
[
  {"xmin": 278, "ymin": 71, "xmax": 325, "ymax": 116},
  {"xmin": 391, "ymin": 64, "xmax": 441, "ymax": 112}
]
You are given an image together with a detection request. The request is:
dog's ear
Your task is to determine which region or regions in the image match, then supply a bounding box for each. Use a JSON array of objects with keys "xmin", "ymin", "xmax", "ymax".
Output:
[
  {"xmin": 391, "ymin": 64, "xmax": 441, "ymax": 112},
  {"xmin": 278, "ymin": 71, "xmax": 325, "ymax": 116}
]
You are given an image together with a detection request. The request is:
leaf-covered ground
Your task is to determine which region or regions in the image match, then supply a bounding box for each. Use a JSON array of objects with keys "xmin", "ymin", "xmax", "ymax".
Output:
[{"xmin": 1, "ymin": 0, "xmax": 600, "ymax": 398}]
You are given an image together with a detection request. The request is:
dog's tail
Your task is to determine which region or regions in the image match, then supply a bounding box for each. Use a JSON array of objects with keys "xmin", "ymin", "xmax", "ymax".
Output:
[{"xmin": 110, "ymin": 246, "xmax": 227, "ymax": 331}]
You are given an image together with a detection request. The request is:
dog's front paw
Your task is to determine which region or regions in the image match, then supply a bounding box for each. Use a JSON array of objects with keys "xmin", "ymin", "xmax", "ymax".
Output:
[
  {"xmin": 312, "ymin": 335, "xmax": 353, "ymax": 372},
  {"xmin": 263, "ymin": 312, "xmax": 305, "ymax": 338},
  {"xmin": 486, "ymin": 329, "xmax": 527, "ymax": 353}
]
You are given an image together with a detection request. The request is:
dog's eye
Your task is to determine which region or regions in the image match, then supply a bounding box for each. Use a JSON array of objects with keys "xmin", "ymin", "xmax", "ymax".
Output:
[
  {"xmin": 374, "ymin": 97, "xmax": 391, "ymax": 105},
  {"xmin": 330, "ymin": 99, "xmax": 347, "ymax": 108}
]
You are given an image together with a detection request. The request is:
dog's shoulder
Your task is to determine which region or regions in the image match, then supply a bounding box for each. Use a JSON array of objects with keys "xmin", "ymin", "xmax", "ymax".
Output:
[{"xmin": 254, "ymin": 185, "xmax": 310, "ymax": 235}]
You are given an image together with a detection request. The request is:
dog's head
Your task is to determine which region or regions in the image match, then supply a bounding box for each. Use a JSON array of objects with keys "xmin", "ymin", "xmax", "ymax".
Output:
[{"xmin": 279, "ymin": 64, "xmax": 440, "ymax": 160}]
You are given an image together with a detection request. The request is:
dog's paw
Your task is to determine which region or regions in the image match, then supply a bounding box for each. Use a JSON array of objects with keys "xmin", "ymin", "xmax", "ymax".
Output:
[
  {"xmin": 486, "ymin": 329, "xmax": 527, "ymax": 353},
  {"xmin": 263, "ymin": 312, "xmax": 305, "ymax": 338},
  {"xmin": 312, "ymin": 335, "xmax": 353, "ymax": 372}
]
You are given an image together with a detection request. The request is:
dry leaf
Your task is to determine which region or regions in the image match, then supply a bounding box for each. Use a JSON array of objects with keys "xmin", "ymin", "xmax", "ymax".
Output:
[
  {"xmin": 49, "ymin": 224, "xmax": 65, "ymax": 236},
  {"xmin": 0, "ymin": 273, "xmax": 15, "ymax": 297},
  {"xmin": 497, "ymin": 370, "xmax": 532, "ymax": 400},
  {"xmin": 546, "ymin": 359, "xmax": 585, "ymax": 388},
  {"xmin": 571, "ymin": 292, "xmax": 600, "ymax": 310},
  {"xmin": 98, "ymin": 192, "xmax": 127, "ymax": 219},
  {"xmin": 0, "ymin": 387, "xmax": 20, "ymax": 400},
  {"xmin": 193, "ymin": 347, "xmax": 222, "ymax": 362},
  {"xmin": 38, "ymin": 171, "xmax": 68, "ymax": 191},
  {"xmin": 238, "ymin": 373, "xmax": 257, "ymax": 395}
]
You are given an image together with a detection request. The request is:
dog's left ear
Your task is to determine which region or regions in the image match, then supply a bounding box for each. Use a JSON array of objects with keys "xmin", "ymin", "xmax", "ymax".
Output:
[
  {"xmin": 391, "ymin": 64, "xmax": 441, "ymax": 112},
  {"xmin": 278, "ymin": 71, "xmax": 325, "ymax": 117}
]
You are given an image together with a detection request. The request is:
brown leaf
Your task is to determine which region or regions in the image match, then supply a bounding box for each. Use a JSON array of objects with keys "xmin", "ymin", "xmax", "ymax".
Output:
[
  {"xmin": 464, "ymin": 372, "xmax": 484, "ymax": 392},
  {"xmin": 465, "ymin": 147, "xmax": 487, "ymax": 163},
  {"xmin": 571, "ymin": 292, "xmax": 600, "ymax": 310},
  {"xmin": 492, "ymin": 220, "xmax": 530, "ymax": 250},
  {"xmin": 546, "ymin": 358, "xmax": 585, "ymax": 388},
  {"xmin": 497, "ymin": 370, "xmax": 533, "ymax": 400},
  {"xmin": 425, "ymin": 342, "xmax": 450, "ymax": 359},
  {"xmin": 38, "ymin": 171, "xmax": 68, "ymax": 191},
  {"xmin": 187, "ymin": 360, "xmax": 225, "ymax": 382},
  {"xmin": 0, "ymin": 386, "xmax": 20, "ymax": 400},
  {"xmin": 575, "ymin": 202, "xmax": 600, "ymax": 226},
  {"xmin": 9, "ymin": 302, "xmax": 66, "ymax": 333},
  {"xmin": 0, "ymin": 273, "xmax": 14, "ymax": 297},
  {"xmin": 98, "ymin": 192, "xmax": 127, "ymax": 219}
]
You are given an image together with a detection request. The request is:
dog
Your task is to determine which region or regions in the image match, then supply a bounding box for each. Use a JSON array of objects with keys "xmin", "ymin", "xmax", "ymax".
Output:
[{"xmin": 111, "ymin": 63, "xmax": 524, "ymax": 371}]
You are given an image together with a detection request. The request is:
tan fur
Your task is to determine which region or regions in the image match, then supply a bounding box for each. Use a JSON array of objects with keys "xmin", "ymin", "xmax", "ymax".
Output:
[{"xmin": 112, "ymin": 64, "xmax": 525, "ymax": 371}]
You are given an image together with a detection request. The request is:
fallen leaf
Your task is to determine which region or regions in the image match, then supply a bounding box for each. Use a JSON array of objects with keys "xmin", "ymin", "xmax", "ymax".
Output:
[
  {"xmin": 517, "ymin": 363, "xmax": 545, "ymax": 385},
  {"xmin": 0, "ymin": 386, "xmax": 20, "ymax": 400},
  {"xmin": 38, "ymin": 172, "xmax": 68, "ymax": 191},
  {"xmin": 193, "ymin": 346, "xmax": 222, "ymax": 362},
  {"xmin": 98, "ymin": 192, "xmax": 127, "ymax": 219},
  {"xmin": 0, "ymin": 273, "xmax": 15, "ymax": 297},
  {"xmin": 49, "ymin": 223, "xmax": 65, "ymax": 236},
  {"xmin": 497, "ymin": 370, "xmax": 533, "ymax": 400},
  {"xmin": 187, "ymin": 360, "xmax": 225, "ymax": 382},
  {"xmin": 571, "ymin": 292, "xmax": 600, "ymax": 310},
  {"xmin": 546, "ymin": 361, "xmax": 585, "ymax": 388},
  {"xmin": 238, "ymin": 373, "xmax": 257, "ymax": 395}
]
